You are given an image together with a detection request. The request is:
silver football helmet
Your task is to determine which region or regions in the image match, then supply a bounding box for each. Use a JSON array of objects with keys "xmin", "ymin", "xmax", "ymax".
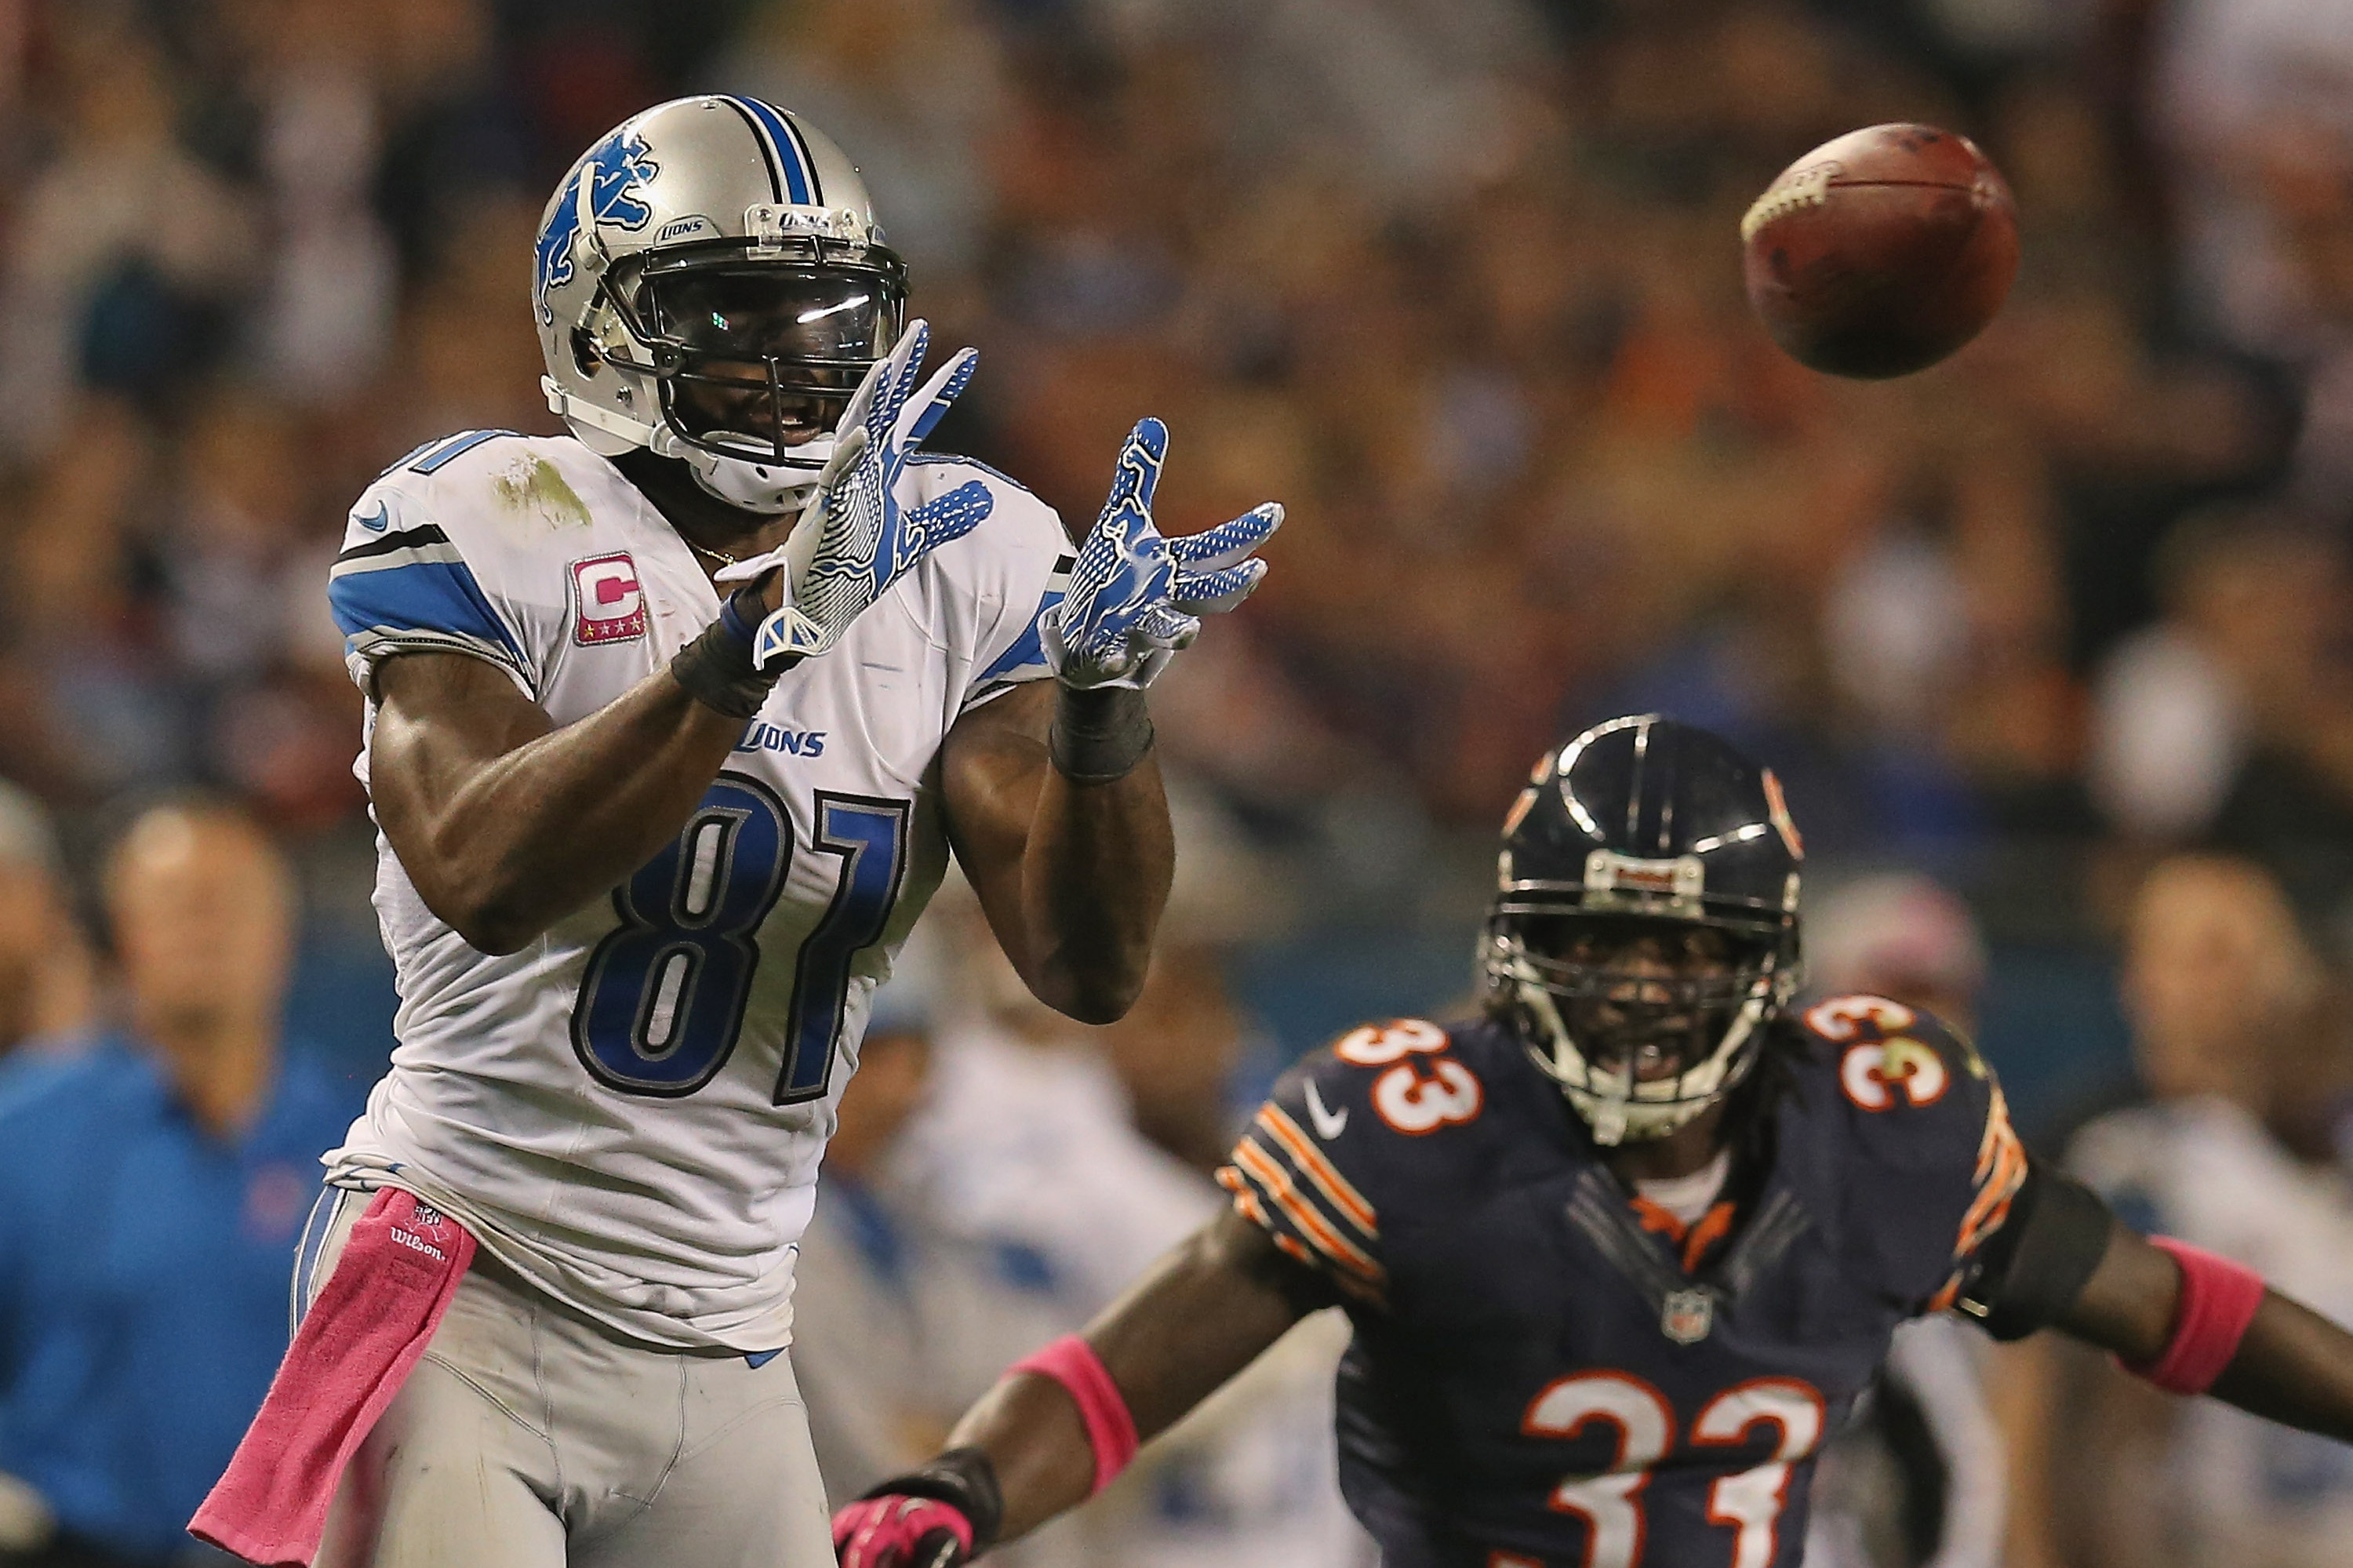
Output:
[{"xmin": 533, "ymin": 96, "xmax": 906, "ymax": 514}]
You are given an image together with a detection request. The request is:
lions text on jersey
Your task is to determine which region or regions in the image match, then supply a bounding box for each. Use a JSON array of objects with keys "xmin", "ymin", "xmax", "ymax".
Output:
[
  {"xmin": 323, "ymin": 428, "xmax": 1070, "ymax": 1352},
  {"xmin": 1218, "ymin": 999, "xmax": 2027, "ymax": 1568}
]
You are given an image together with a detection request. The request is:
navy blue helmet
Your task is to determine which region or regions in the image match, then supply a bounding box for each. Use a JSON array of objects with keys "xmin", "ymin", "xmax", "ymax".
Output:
[{"xmin": 1483, "ymin": 715, "xmax": 1804, "ymax": 1143}]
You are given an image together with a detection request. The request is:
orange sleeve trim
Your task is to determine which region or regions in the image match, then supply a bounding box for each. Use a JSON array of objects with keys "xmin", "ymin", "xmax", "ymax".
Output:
[
  {"xmin": 1955, "ymin": 1082, "xmax": 2028, "ymax": 1262},
  {"xmin": 1229, "ymin": 1141, "xmax": 1387, "ymax": 1284},
  {"xmin": 1217, "ymin": 1164, "xmax": 1385, "ymax": 1303},
  {"xmin": 1254, "ymin": 1105, "xmax": 1380, "ymax": 1237},
  {"xmin": 1217, "ymin": 1166, "xmax": 1276, "ymax": 1234}
]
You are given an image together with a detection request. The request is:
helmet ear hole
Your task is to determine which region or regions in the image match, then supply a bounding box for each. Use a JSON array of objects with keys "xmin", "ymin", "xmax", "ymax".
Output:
[{"xmin": 570, "ymin": 326, "xmax": 602, "ymax": 377}]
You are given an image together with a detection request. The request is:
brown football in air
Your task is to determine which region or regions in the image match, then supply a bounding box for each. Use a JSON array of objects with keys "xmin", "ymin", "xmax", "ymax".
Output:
[{"xmin": 1741, "ymin": 123, "xmax": 2020, "ymax": 379}]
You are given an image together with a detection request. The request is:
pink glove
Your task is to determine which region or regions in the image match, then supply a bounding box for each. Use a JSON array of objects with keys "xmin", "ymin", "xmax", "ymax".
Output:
[{"xmin": 831, "ymin": 1493, "xmax": 976, "ymax": 1568}]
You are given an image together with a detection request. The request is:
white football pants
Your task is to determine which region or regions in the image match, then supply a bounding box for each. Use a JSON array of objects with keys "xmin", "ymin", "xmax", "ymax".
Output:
[{"xmin": 298, "ymin": 1188, "xmax": 835, "ymax": 1568}]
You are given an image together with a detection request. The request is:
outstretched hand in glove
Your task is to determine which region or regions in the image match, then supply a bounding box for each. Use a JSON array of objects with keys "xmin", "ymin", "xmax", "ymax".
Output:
[
  {"xmin": 1041, "ymin": 417, "xmax": 1282, "ymax": 692},
  {"xmin": 715, "ymin": 319, "xmax": 994, "ymax": 667}
]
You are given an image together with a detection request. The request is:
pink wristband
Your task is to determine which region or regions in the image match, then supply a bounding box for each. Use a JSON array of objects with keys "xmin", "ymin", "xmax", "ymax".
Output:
[
  {"xmin": 1009, "ymin": 1334, "xmax": 1138, "ymax": 1494},
  {"xmin": 2126, "ymin": 1237, "xmax": 2267, "ymax": 1395}
]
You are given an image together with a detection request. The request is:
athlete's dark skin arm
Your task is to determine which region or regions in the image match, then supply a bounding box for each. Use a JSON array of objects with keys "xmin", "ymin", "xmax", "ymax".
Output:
[
  {"xmin": 946, "ymin": 1208, "xmax": 1314, "ymax": 1543},
  {"xmin": 925, "ymin": 1206, "xmax": 2353, "ymax": 1555},
  {"xmin": 367, "ymin": 457, "xmax": 810, "ymax": 955},
  {"xmin": 936, "ymin": 680, "xmax": 1173, "ymax": 1023},
  {"xmin": 369, "ymin": 652, "xmax": 746, "ymax": 954},
  {"xmin": 2055, "ymin": 1218, "xmax": 2353, "ymax": 1441},
  {"xmin": 369, "ymin": 441, "xmax": 1174, "ymax": 1011},
  {"xmin": 370, "ymin": 654, "xmax": 1171, "ymax": 1017}
]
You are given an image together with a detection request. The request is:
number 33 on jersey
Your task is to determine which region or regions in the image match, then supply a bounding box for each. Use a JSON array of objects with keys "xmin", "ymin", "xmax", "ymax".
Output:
[
  {"xmin": 1218, "ymin": 1008, "xmax": 2025, "ymax": 1567},
  {"xmin": 322, "ymin": 429, "xmax": 1073, "ymax": 1353}
]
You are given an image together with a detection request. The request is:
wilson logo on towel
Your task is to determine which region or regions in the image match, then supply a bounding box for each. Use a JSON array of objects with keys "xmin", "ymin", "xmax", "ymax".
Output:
[{"xmin": 388, "ymin": 1227, "xmax": 448, "ymax": 1263}]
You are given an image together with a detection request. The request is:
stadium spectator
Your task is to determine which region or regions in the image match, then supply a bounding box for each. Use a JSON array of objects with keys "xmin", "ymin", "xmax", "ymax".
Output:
[
  {"xmin": 0, "ymin": 0, "xmax": 2310, "ymax": 897},
  {"xmin": 2014, "ymin": 856, "xmax": 2353, "ymax": 1568},
  {"xmin": 1803, "ymin": 871, "xmax": 1990, "ymax": 1030},
  {"xmin": 0, "ymin": 20, "xmax": 256, "ymax": 457},
  {"xmin": 2151, "ymin": 0, "xmax": 2353, "ymax": 362},
  {"xmin": 1086, "ymin": 950, "xmax": 1375, "ymax": 1568},
  {"xmin": 1094, "ymin": 786, "xmax": 1294, "ymax": 1173},
  {"xmin": 0, "ymin": 781, "xmax": 93, "ymax": 1071},
  {"xmin": 2089, "ymin": 511, "xmax": 2353, "ymax": 918},
  {"xmin": 0, "ymin": 801, "xmax": 357, "ymax": 1568}
]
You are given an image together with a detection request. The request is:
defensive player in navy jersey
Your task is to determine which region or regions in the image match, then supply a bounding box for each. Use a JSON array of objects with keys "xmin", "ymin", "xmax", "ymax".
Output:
[{"xmin": 832, "ymin": 715, "xmax": 2353, "ymax": 1568}]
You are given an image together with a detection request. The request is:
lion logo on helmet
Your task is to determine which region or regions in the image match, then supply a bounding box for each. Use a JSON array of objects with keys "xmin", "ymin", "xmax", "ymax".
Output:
[{"xmin": 534, "ymin": 127, "xmax": 662, "ymax": 326}]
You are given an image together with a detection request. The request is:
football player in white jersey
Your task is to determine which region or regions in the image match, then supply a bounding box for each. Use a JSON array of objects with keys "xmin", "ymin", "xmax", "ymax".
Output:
[{"xmin": 228, "ymin": 96, "xmax": 1279, "ymax": 1568}]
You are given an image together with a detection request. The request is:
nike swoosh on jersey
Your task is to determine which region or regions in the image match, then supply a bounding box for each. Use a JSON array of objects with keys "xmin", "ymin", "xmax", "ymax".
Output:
[
  {"xmin": 1304, "ymin": 1079, "xmax": 1349, "ymax": 1140},
  {"xmin": 355, "ymin": 500, "xmax": 391, "ymax": 533}
]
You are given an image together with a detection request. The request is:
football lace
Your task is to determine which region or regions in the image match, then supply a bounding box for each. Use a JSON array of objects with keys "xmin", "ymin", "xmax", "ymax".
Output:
[{"xmin": 1740, "ymin": 161, "xmax": 1838, "ymax": 243}]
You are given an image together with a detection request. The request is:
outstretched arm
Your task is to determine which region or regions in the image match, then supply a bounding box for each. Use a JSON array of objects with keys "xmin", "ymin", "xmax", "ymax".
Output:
[
  {"xmin": 938, "ymin": 681, "xmax": 1173, "ymax": 1024},
  {"xmin": 2054, "ymin": 1218, "xmax": 2353, "ymax": 1441},
  {"xmin": 832, "ymin": 1210, "xmax": 1325, "ymax": 1565},
  {"xmin": 961, "ymin": 1209, "xmax": 1321, "ymax": 1539},
  {"xmin": 938, "ymin": 417, "xmax": 1278, "ymax": 1024}
]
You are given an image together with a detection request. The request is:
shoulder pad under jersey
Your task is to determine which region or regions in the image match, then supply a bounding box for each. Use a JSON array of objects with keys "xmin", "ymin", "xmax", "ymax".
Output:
[
  {"xmin": 1219, "ymin": 1018, "xmax": 1494, "ymax": 1306},
  {"xmin": 1789, "ymin": 995, "xmax": 2028, "ymax": 1313},
  {"xmin": 329, "ymin": 430, "xmax": 596, "ymax": 697}
]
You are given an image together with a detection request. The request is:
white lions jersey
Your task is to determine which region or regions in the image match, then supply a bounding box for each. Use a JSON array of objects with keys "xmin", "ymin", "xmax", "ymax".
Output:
[
  {"xmin": 322, "ymin": 428, "xmax": 1071, "ymax": 1352},
  {"xmin": 2070, "ymin": 1096, "xmax": 2353, "ymax": 1567}
]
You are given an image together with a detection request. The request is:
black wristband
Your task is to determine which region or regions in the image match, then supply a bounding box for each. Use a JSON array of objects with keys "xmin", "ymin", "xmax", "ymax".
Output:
[
  {"xmin": 860, "ymin": 1446, "xmax": 1006, "ymax": 1553},
  {"xmin": 1049, "ymin": 685, "xmax": 1154, "ymax": 784},
  {"xmin": 1960, "ymin": 1159, "xmax": 2115, "ymax": 1341},
  {"xmin": 669, "ymin": 585, "xmax": 791, "ymax": 720}
]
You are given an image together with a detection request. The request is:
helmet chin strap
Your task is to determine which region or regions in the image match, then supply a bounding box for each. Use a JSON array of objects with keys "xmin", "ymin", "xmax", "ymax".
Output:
[
  {"xmin": 545, "ymin": 375, "xmax": 832, "ymax": 516},
  {"xmin": 654, "ymin": 424, "xmax": 828, "ymax": 516},
  {"xmin": 1591, "ymin": 1097, "xmax": 1632, "ymax": 1148},
  {"xmin": 678, "ymin": 446, "xmax": 823, "ymax": 515}
]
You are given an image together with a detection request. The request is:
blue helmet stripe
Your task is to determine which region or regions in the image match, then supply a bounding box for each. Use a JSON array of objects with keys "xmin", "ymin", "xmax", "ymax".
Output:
[
  {"xmin": 715, "ymin": 97, "xmax": 782, "ymax": 202},
  {"xmin": 722, "ymin": 95, "xmax": 818, "ymax": 206},
  {"xmin": 776, "ymin": 112, "xmax": 826, "ymax": 206}
]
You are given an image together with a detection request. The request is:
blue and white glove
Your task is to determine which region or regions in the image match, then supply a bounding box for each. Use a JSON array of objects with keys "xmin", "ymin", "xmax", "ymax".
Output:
[
  {"xmin": 1040, "ymin": 418, "xmax": 1282, "ymax": 690},
  {"xmin": 716, "ymin": 320, "xmax": 993, "ymax": 668}
]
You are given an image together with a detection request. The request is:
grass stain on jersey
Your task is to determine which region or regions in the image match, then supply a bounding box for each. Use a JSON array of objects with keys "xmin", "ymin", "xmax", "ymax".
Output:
[{"xmin": 493, "ymin": 456, "xmax": 591, "ymax": 529}]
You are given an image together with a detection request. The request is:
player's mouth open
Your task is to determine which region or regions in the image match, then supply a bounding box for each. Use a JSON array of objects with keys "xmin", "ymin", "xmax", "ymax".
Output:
[{"xmin": 672, "ymin": 377, "xmax": 834, "ymax": 448}]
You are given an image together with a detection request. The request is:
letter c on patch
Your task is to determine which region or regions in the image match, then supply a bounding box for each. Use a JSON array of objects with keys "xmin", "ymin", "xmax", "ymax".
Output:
[{"xmin": 572, "ymin": 552, "xmax": 648, "ymax": 645}]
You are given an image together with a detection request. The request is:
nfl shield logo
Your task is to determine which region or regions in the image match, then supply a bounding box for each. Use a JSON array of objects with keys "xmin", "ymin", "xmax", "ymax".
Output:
[{"xmin": 1660, "ymin": 1288, "xmax": 1715, "ymax": 1344}]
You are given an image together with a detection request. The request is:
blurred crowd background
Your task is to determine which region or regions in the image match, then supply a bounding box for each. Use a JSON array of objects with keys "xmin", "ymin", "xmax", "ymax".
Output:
[
  {"xmin": 4, "ymin": 0, "xmax": 2353, "ymax": 1563},
  {"xmin": 10, "ymin": 0, "xmax": 2353, "ymax": 1107}
]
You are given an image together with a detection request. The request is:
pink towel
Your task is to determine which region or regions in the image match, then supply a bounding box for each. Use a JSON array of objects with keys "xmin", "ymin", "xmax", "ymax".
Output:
[{"xmin": 191, "ymin": 1188, "xmax": 475, "ymax": 1567}]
